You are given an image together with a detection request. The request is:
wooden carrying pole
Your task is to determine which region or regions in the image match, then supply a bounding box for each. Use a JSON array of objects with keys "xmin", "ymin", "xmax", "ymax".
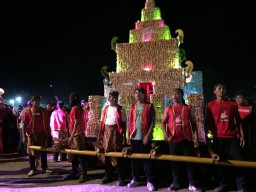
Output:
[
  {"xmin": 29, "ymin": 145, "xmax": 98, "ymax": 156},
  {"xmin": 29, "ymin": 145, "xmax": 256, "ymax": 168}
]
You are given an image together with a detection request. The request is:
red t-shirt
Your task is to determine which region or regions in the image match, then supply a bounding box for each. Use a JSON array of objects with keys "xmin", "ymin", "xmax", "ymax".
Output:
[
  {"xmin": 238, "ymin": 105, "xmax": 252, "ymax": 120},
  {"xmin": 69, "ymin": 106, "xmax": 86, "ymax": 135},
  {"xmin": 207, "ymin": 100, "xmax": 238, "ymax": 138},
  {"xmin": 22, "ymin": 107, "xmax": 49, "ymax": 136},
  {"xmin": 50, "ymin": 109, "xmax": 69, "ymax": 131}
]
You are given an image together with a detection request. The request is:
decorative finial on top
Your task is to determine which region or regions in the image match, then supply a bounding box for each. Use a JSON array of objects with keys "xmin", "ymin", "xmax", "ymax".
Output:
[
  {"xmin": 111, "ymin": 36, "xmax": 119, "ymax": 52},
  {"xmin": 145, "ymin": 0, "xmax": 155, "ymax": 9},
  {"xmin": 175, "ymin": 29, "xmax": 184, "ymax": 47}
]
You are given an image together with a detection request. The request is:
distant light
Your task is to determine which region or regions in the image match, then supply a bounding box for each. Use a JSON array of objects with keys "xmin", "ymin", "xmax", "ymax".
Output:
[
  {"xmin": 50, "ymin": 85, "xmax": 53, "ymax": 87},
  {"xmin": 0, "ymin": 88, "xmax": 4, "ymax": 96},
  {"xmin": 16, "ymin": 96, "xmax": 22, "ymax": 103},
  {"xmin": 9, "ymin": 99, "xmax": 15, "ymax": 105}
]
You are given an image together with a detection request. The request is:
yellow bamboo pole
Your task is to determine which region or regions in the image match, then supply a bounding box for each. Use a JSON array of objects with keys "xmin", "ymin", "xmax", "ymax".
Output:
[
  {"xmin": 29, "ymin": 146, "xmax": 51, "ymax": 151},
  {"xmin": 29, "ymin": 146, "xmax": 98, "ymax": 156},
  {"xmin": 64, "ymin": 149, "xmax": 97, "ymax": 156},
  {"xmin": 29, "ymin": 145, "xmax": 256, "ymax": 168}
]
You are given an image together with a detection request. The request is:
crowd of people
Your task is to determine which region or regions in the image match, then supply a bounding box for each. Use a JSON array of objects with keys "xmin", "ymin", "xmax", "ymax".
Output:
[{"xmin": 0, "ymin": 84, "xmax": 255, "ymax": 192}]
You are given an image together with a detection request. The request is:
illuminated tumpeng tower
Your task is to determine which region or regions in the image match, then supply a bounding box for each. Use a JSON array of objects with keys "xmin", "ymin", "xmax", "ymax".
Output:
[{"xmin": 106, "ymin": 0, "xmax": 205, "ymax": 141}]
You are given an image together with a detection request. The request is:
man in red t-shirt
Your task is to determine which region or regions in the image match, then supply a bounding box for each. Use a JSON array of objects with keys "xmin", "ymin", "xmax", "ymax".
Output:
[
  {"xmin": 62, "ymin": 92, "xmax": 88, "ymax": 183},
  {"xmin": 205, "ymin": 84, "xmax": 246, "ymax": 192},
  {"xmin": 161, "ymin": 88, "xmax": 201, "ymax": 192},
  {"xmin": 234, "ymin": 91, "xmax": 256, "ymax": 161},
  {"xmin": 22, "ymin": 96, "xmax": 52, "ymax": 177},
  {"xmin": 50, "ymin": 101, "xmax": 69, "ymax": 162}
]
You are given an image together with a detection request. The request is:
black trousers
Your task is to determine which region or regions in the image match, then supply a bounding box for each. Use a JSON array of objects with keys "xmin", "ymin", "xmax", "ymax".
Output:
[
  {"xmin": 53, "ymin": 152, "xmax": 67, "ymax": 161},
  {"xmin": 71, "ymin": 154, "xmax": 87, "ymax": 176},
  {"xmin": 212, "ymin": 137, "xmax": 246, "ymax": 189},
  {"xmin": 29, "ymin": 151, "xmax": 47, "ymax": 171},
  {"xmin": 130, "ymin": 140, "xmax": 155, "ymax": 183},
  {"xmin": 168, "ymin": 139, "xmax": 196, "ymax": 185},
  {"xmin": 104, "ymin": 155, "xmax": 126, "ymax": 180}
]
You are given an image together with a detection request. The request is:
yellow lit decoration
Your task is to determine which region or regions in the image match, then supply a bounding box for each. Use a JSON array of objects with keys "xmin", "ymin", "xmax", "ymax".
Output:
[
  {"xmin": 86, "ymin": 95, "xmax": 106, "ymax": 137},
  {"xmin": 175, "ymin": 29, "xmax": 184, "ymax": 47},
  {"xmin": 185, "ymin": 60, "xmax": 194, "ymax": 83},
  {"xmin": 111, "ymin": 36, "xmax": 119, "ymax": 52}
]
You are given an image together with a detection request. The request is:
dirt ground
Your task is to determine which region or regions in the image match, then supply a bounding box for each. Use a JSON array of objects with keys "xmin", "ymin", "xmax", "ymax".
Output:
[
  {"xmin": 0, "ymin": 153, "xmax": 254, "ymax": 192},
  {"xmin": 0, "ymin": 153, "xmax": 179, "ymax": 192}
]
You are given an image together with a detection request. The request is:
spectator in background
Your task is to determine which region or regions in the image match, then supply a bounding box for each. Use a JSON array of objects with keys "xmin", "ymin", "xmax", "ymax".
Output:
[
  {"xmin": 3, "ymin": 105, "xmax": 19, "ymax": 153},
  {"xmin": 46, "ymin": 102, "xmax": 54, "ymax": 116},
  {"xmin": 234, "ymin": 91, "xmax": 256, "ymax": 191},
  {"xmin": 50, "ymin": 101, "xmax": 69, "ymax": 162},
  {"xmin": 17, "ymin": 101, "xmax": 31, "ymax": 156},
  {"xmin": 0, "ymin": 96, "xmax": 9, "ymax": 155},
  {"xmin": 46, "ymin": 102, "xmax": 54, "ymax": 147},
  {"xmin": 234, "ymin": 91, "xmax": 256, "ymax": 161}
]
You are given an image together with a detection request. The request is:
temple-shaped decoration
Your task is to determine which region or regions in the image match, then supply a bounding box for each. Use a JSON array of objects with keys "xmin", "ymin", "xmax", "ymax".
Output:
[{"xmin": 87, "ymin": 0, "xmax": 205, "ymax": 142}]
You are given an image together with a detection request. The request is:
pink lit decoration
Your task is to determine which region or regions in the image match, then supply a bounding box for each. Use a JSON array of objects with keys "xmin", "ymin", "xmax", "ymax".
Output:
[
  {"xmin": 143, "ymin": 64, "xmax": 153, "ymax": 71},
  {"xmin": 159, "ymin": 20, "xmax": 164, "ymax": 26},
  {"xmin": 135, "ymin": 19, "xmax": 165, "ymax": 30},
  {"xmin": 136, "ymin": 82, "xmax": 154, "ymax": 103},
  {"xmin": 143, "ymin": 35, "xmax": 152, "ymax": 42}
]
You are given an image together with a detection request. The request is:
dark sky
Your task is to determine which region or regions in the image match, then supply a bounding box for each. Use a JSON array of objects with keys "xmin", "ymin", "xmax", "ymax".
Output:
[{"xmin": 0, "ymin": 0, "xmax": 255, "ymax": 105}]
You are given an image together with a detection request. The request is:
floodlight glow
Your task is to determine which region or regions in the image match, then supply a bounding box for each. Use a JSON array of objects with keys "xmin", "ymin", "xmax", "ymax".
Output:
[
  {"xmin": 0, "ymin": 88, "xmax": 4, "ymax": 96},
  {"xmin": 16, "ymin": 96, "xmax": 22, "ymax": 103},
  {"xmin": 9, "ymin": 99, "xmax": 15, "ymax": 105}
]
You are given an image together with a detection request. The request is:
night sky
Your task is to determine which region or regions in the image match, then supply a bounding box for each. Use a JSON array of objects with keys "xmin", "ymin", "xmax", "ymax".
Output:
[{"xmin": 0, "ymin": 0, "xmax": 255, "ymax": 105}]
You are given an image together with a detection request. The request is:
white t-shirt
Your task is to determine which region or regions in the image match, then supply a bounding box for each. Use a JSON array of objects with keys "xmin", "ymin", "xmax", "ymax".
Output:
[{"xmin": 100, "ymin": 105, "xmax": 127, "ymax": 125}]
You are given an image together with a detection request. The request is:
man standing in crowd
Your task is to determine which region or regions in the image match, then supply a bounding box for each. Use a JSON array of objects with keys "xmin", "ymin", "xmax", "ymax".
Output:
[
  {"xmin": 22, "ymin": 96, "xmax": 52, "ymax": 176},
  {"xmin": 126, "ymin": 87, "xmax": 156, "ymax": 191},
  {"xmin": 50, "ymin": 101, "xmax": 69, "ymax": 162},
  {"xmin": 0, "ymin": 96, "xmax": 9, "ymax": 155},
  {"xmin": 17, "ymin": 100, "xmax": 31, "ymax": 156},
  {"xmin": 99, "ymin": 90, "xmax": 127, "ymax": 186},
  {"xmin": 63, "ymin": 92, "xmax": 88, "ymax": 183},
  {"xmin": 234, "ymin": 91, "xmax": 256, "ymax": 161},
  {"xmin": 161, "ymin": 88, "xmax": 202, "ymax": 192},
  {"xmin": 205, "ymin": 84, "xmax": 246, "ymax": 192}
]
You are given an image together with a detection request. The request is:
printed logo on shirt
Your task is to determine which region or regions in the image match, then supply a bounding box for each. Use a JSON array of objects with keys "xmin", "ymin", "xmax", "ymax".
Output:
[
  {"xmin": 238, "ymin": 109, "xmax": 250, "ymax": 113},
  {"xmin": 175, "ymin": 115, "xmax": 182, "ymax": 126},
  {"xmin": 220, "ymin": 111, "xmax": 229, "ymax": 122}
]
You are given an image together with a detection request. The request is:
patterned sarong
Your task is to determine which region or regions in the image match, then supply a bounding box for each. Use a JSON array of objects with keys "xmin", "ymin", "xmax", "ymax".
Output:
[
  {"xmin": 68, "ymin": 131, "xmax": 85, "ymax": 162},
  {"xmin": 72, "ymin": 131, "xmax": 85, "ymax": 150},
  {"xmin": 27, "ymin": 131, "xmax": 48, "ymax": 157},
  {"xmin": 52, "ymin": 130, "xmax": 69, "ymax": 150},
  {"xmin": 103, "ymin": 124, "xmax": 123, "ymax": 166}
]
